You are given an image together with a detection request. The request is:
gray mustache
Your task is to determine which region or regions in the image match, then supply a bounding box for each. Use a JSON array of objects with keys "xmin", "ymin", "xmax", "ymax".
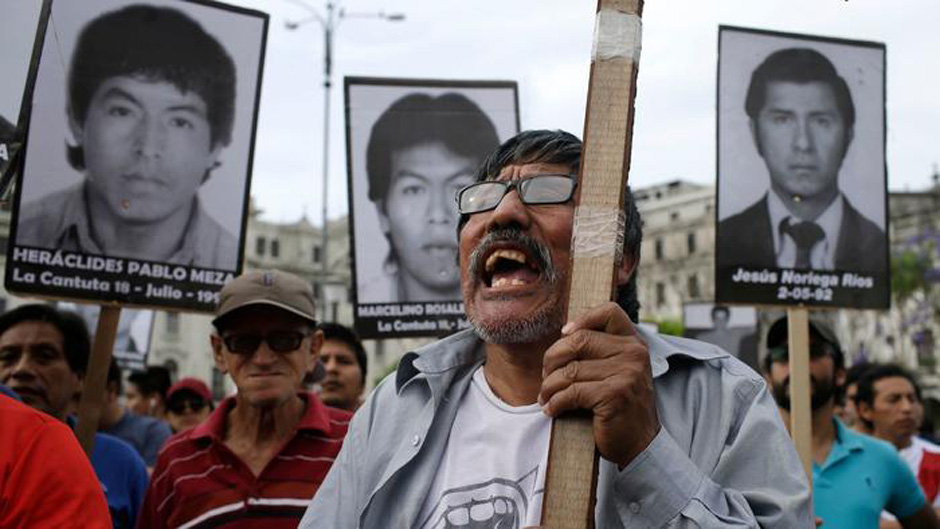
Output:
[{"xmin": 467, "ymin": 227, "xmax": 558, "ymax": 284}]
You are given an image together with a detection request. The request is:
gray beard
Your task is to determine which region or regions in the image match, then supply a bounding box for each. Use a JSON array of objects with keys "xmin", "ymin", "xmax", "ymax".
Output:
[
  {"xmin": 464, "ymin": 227, "xmax": 565, "ymax": 344},
  {"xmin": 469, "ymin": 293, "xmax": 565, "ymax": 344}
]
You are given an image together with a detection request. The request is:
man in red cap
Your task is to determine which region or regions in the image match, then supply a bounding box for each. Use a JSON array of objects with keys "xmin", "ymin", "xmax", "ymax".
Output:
[
  {"xmin": 139, "ymin": 270, "xmax": 351, "ymax": 529},
  {"xmin": 164, "ymin": 377, "xmax": 214, "ymax": 434}
]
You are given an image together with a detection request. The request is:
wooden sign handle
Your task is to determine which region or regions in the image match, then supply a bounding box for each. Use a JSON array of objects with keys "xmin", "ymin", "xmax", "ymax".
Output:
[
  {"xmin": 542, "ymin": 1, "xmax": 644, "ymax": 527},
  {"xmin": 75, "ymin": 305, "xmax": 122, "ymax": 457},
  {"xmin": 786, "ymin": 307, "xmax": 813, "ymax": 485}
]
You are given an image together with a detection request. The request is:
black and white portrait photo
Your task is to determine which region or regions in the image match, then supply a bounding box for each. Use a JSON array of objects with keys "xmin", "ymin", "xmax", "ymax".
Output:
[
  {"xmin": 715, "ymin": 26, "xmax": 889, "ymax": 309},
  {"xmin": 0, "ymin": 0, "xmax": 48, "ymax": 194},
  {"xmin": 57, "ymin": 302, "xmax": 154, "ymax": 372},
  {"xmin": 6, "ymin": 0, "xmax": 267, "ymax": 311},
  {"xmin": 345, "ymin": 78, "xmax": 519, "ymax": 338},
  {"xmin": 683, "ymin": 303, "xmax": 759, "ymax": 370}
]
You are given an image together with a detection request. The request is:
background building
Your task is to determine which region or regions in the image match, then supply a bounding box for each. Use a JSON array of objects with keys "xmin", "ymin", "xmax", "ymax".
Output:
[{"xmin": 1, "ymin": 173, "xmax": 939, "ymax": 402}]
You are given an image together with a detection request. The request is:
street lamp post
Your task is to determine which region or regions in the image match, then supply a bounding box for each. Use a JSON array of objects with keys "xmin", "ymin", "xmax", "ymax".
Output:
[{"xmin": 286, "ymin": 2, "xmax": 404, "ymax": 315}]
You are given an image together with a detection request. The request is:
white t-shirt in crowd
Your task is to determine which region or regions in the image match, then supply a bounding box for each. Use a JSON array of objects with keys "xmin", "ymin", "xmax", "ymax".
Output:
[{"xmin": 417, "ymin": 366, "xmax": 552, "ymax": 528}]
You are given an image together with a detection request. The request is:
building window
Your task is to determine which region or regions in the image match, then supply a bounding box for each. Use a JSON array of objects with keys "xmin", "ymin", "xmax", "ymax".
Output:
[
  {"xmin": 165, "ymin": 312, "xmax": 180, "ymax": 335},
  {"xmin": 313, "ymin": 245, "xmax": 321, "ymax": 263},
  {"xmin": 655, "ymin": 282, "xmax": 666, "ymax": 306},
  {"xmin": 271, "ymin": 239, "xmax": 280, "ymax": 258},
  {"xmin": 687, "ymin": 275, "xmax": 700, "ymax": 299},
  {"xmin": 655, "ymin": 238, "xmax": 664, "ymax": 261},
  {"xmin": 256, "ymin": 236, "xmax": 266, "ymax": 256},
  {"xmin": 687, "ymin": 232, "xmax": 696, "ymax": 254},
  {"xmin": 670, "ymin": 211, "xmax": 679, "ymax": 221}
]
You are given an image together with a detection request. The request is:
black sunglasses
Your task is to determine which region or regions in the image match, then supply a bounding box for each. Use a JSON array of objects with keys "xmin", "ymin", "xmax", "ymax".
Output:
[
  {"xmin": 222, "ymin": 330, "xmax": 310, "ymax": 355},
  {"xmin": 456, "ymin": 174, "xmax": 577, "ymax": 215},
  {"xmin": 168, "ymin": 396, "xmax": 207, "ymax": 415}
]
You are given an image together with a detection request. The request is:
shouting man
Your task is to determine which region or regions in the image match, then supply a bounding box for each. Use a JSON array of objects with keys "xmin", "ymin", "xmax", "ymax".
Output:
[{"xmin": 301, "ymin": 130, "xmax": 811, "ymax": 527}]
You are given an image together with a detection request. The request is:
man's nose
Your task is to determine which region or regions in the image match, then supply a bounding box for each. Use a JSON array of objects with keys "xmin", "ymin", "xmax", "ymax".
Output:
[
  {"xmin": 133, "ymin": 116, "xmax": 166, "ymax": 159},
  {"xmin": 252, "ymin": 342, "xmax": 280, "ymax": 364},
  {"xmin": 793, "ymin": 118, "xmax": 813, "ymax": 152},
  {"xmin": 426, "ymin": 186, "xmax": 454, "ymax": 225},
  {"xmin": 900, "ymin": 397, "xmax": 915, "ymax": 412},
  {"xmin": 485, "ymin": 186, "xmax": 531, "ymax": 231},
  {"xmin": 323, "ymin": 357, "xmax": 338, "ymax": 373},
  {"xmin": 7, "ymin": 355, "xmax": 37, "ymax": 379}
]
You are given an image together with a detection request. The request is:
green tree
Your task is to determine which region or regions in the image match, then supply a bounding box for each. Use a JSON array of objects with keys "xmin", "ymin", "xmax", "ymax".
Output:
[{"xmin": 891, "ymin": 249, "xmax": 931, "ymax": 302}]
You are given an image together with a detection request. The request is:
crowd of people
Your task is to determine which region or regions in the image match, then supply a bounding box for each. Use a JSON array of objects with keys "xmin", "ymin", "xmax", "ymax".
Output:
[
  {"xmin": 1, "ymin": 129, "xmax": 938, "ymax": 528},
  {"xmin": 0, "ymin": 277, "xmax": 368, "ymax": 529}
]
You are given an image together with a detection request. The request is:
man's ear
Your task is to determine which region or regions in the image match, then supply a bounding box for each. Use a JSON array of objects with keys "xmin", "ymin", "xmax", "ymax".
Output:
[
  {"xmin": 857, "ymin": 400, "xmax": 874, "ymax": 422},
  {"xmin": 376, "ymin": 204, "xmax": 390, "ymax": 235},
  {"xmin": 308, "ymin": 329, "xmax": 324, "ymax": 366},
  {"xmin": 841, "ymin": 126, "xmax": 855, "ymax": 161},
  {"xmin": 200, "ymin": 146, "xmax": 224, "ymax": 185},
  {"xmin": 616, "ymin": 252, "xmax": 638, "ymax": 287},
  {"xmin": 748, "ymin": 118, "xmax": 763, "ymax": 157},
  {"xmin": 68, "ymin": 110, "xmax": 84, "ymax": 147},
  {"xmin": 836, "ymin": 369, "xmax": 847, "ymax": 388},
  {"xmin": 210, "ymin": 335, "xmax": 228, "ymax": 374}
]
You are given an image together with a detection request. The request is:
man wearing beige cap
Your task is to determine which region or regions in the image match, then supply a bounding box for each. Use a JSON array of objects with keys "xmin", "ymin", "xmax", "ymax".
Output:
[{"xmin": 138, "ymin": 270, "xmax": 351, "ymax": 529}]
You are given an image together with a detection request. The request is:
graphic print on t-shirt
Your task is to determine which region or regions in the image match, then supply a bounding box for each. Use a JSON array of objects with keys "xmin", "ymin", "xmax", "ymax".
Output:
[{"xmin": 418, "ymin": 466, "xmax": 540, "ymax": 529}]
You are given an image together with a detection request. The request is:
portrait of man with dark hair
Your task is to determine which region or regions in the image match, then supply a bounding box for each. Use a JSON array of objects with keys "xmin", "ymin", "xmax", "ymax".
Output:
[
  {"xmin": 358, "ymin": 91, "xmax": 502, "ymax": 303},
  {"xmin": 16, "ymin": 3, "xmax": 240, "ymax": 269},
  {"xmin": 718, "ymin": 44, "xmax": 886, "ymax": 273}
]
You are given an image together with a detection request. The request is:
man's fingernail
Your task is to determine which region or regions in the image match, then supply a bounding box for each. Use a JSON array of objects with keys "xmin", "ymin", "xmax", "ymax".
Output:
[{"xmin": 561, "ymin": 322, "xmax": 574, "ymax": 335}]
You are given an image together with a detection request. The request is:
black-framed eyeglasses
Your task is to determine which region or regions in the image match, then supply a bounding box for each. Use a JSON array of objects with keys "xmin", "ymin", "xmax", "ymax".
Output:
[
  {"xmin": 456, "ymin": 174, "xmax": 577, "ymax": 215},
  {"xmin": 222, "ymin": 330, "xmax": 310, "ymax": 355},
  {"xmin": 168, "ymin": 396, "xmax": 208, "ymax": 414}
]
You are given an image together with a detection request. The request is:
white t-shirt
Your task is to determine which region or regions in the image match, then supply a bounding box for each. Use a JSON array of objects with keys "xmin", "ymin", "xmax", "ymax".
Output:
[
  {"xmin": 883, "ymin": 436, "xmax": 940, "ymax": 521},
  {"xmin": 901, "ymin": 436, "xmax": 940, "ymax": 508},
  {"xmin": 417, "ymin": 366, "xmax": 552, "ymax": 528}
]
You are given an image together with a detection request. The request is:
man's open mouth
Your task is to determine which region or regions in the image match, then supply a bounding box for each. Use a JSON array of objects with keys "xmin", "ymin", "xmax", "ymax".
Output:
[{"xmin": 482, "ymin": 247, "xmax": 541, "ymax": 289}]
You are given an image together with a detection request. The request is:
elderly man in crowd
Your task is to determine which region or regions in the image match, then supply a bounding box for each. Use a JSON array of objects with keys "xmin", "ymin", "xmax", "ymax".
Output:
[
  {"xmin": 301, "ymin": 129, "xmax": 812, "ymax": 528},
  {"xmin": 139, "ymin": 270, "xmax": 350, "ymax": 529}
]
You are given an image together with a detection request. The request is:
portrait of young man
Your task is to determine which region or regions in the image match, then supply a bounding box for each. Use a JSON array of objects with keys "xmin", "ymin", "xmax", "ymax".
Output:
[
  {"xmin": 715, "ymin": 28, "xmax": 888, "ymax": 308},
  {"xmin": 345, "ymin": 79, "xmax": 519, "ymax": 338},
  {"xmin": 11, "ymin": 0, "xmax": 265, "ymax": 276}
]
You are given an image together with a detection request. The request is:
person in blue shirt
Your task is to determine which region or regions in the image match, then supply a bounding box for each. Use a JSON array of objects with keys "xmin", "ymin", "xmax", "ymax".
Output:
[
  {"xmin": 763, "ymin": 315, "xmax": 937, "ymax": 528},
  {"xmin": 99, "ymin": 358, "xmax": 172, "ymax": 469},
  {"xmin": 0, "ymin": 304, "xmax": 148, "ymax": 529}
]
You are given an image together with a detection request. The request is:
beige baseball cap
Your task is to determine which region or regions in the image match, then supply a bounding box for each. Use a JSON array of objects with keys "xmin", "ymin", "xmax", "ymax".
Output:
[{"xmin": 212, "ymin": 270, "xmax": 317, "ymax": 328}]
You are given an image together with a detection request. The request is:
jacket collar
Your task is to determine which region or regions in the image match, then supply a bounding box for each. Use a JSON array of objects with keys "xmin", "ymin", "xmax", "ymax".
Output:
[{"xmin": 395, "ymin": 325, "xmax": 728, "ymax": 391}]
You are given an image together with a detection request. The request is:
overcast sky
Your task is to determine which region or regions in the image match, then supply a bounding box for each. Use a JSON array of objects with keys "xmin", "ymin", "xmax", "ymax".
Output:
[{"xmin": 12, "ymin": 0, "xmax": 937, "ymax": 223}]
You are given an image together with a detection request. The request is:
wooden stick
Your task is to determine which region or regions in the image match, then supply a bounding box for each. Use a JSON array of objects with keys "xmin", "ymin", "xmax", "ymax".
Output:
[
  {"xmin": 786, "ymin": 307, "xmax": 813, "ymax": 484},
  {"xmin": 542, "ymin": 1, "xmax": 643, "ymax": 527},
  {"xmin": 75, "ymin": 305, "xmax": 122, "ymax": 457}
]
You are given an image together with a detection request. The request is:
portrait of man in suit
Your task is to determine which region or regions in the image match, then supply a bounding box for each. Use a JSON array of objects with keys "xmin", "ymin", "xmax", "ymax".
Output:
[{"xmin": 717, "ymin": 47, "xmax": 886, "ymax": 273}]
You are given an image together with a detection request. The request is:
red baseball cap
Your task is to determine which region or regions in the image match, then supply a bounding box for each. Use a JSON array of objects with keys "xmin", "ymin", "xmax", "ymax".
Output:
[{"xmin": 166, "ymin": 378, "xmax": 212, "ymax": 402}]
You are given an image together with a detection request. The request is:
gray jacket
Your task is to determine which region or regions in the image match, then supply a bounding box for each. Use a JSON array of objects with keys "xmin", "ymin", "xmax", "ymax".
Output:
[{"xmin": 300, "ymin": 328, "xmax": 813, "ymax": 528}]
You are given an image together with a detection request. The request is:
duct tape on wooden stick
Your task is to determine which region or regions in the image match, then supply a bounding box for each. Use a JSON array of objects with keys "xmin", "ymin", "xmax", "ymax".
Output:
[{"xmin": 541, "ymin": 1, "xmax": 644, "ymax": 528}]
